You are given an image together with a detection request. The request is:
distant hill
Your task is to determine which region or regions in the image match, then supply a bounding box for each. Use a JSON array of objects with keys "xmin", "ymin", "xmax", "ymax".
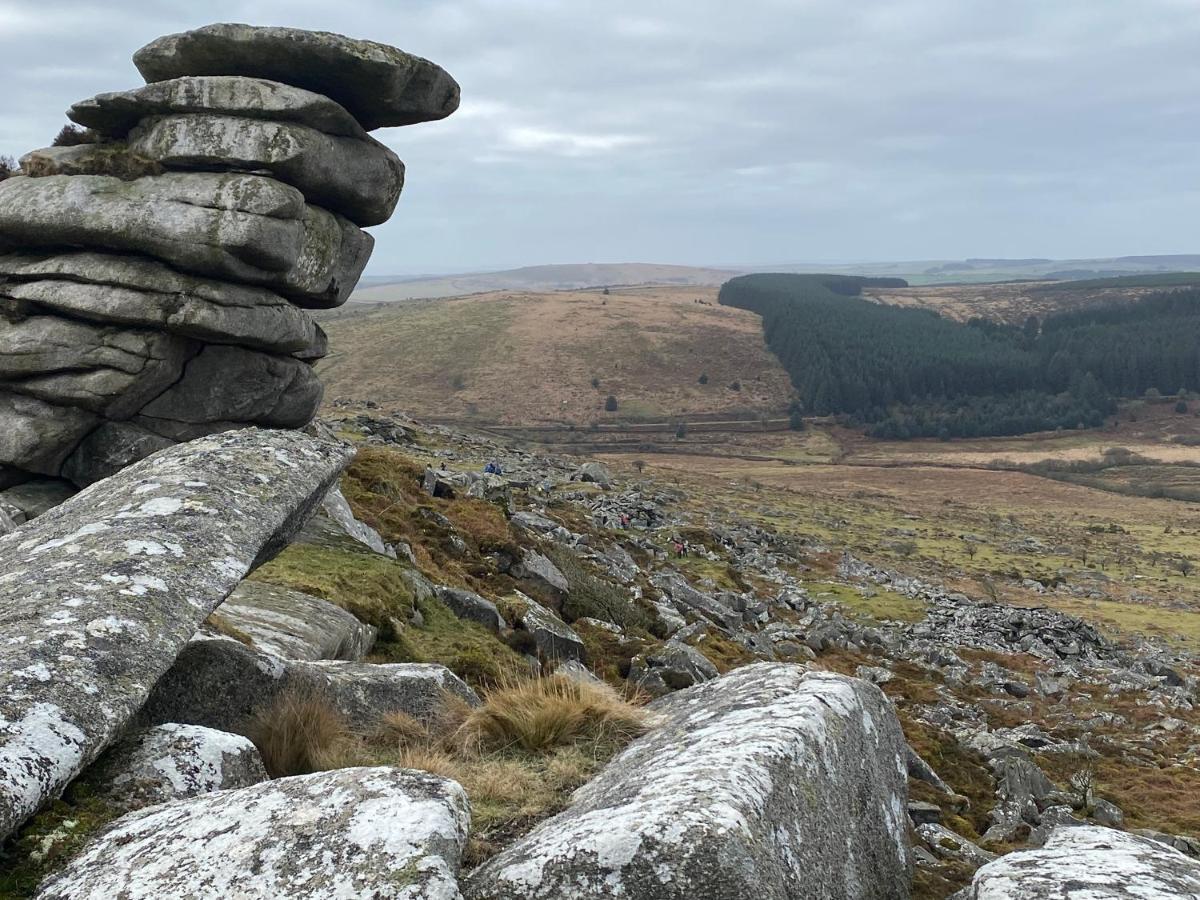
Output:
[
  {"xmin": 317, "ymin": 284, "xmax": 792, "ymax": 424},
  {"xmin": 352, "ymin": 263, "xmax": 736, "ymax": 302}
]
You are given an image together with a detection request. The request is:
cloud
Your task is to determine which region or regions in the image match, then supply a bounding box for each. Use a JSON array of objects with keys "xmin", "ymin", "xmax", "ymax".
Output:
[{"xmin": 0, "ymin": 0, "xmax": 1198, "ymax": 272}]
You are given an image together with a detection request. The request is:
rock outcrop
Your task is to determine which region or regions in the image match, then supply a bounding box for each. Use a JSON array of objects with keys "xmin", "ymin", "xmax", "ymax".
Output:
[
  {"xmin": 0, "ymin": 24, "xmax": 457, "ymax": 487},
  {"xmin": 0, "ymin": 428, "xmax": 350, "ymax": 840},
  {"xmin": 466, "ymin": 663, "xmax": 910, "ymax": 899},
  {"xmin": 33, "ymin": 767, "xmax": 470, "ymax": 899},
  {"xmin": 963, "ymin": 826, "xmax": 1200, "ymax": 898}
]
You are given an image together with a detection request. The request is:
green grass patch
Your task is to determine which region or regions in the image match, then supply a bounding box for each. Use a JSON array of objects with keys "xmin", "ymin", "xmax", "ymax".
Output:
[{"xmin": 805, "ymin": 581, "xmax": 927, "ymax": 624}]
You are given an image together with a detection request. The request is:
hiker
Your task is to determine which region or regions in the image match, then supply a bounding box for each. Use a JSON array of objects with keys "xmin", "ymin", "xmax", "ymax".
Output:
[
  {"xmin": 619, "ymin": 513, "xmax": 630, "ymax": 530},
  {"xmin": 673, "ymin": 540, "xmax": 685, "ymax": 559},
  {"xmin": 483, "ymin": 460, "xmax": 502, "ymax": 475}
]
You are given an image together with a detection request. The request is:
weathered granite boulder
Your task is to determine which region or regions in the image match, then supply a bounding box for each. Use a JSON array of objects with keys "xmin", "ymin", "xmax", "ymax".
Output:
[
  {"xmin": 140, "ymin": 638, "xmax": 478, "ymax": 732},
  {"xmin": 128, "ymin": 114, "xmax": 404, "ymax": 225},
  {"xmin": 88, "ymin": 723, "xmax": 267, "ymax": 813},
  {"xmin": 466, "ymin": 663, "xmax": 910, "ymax": 899},
  {"xmin": 0, "ymin": 392, "xmax": 97, "ymax": 475},
  {"xmin": 60, "ymin": 421, "xmax": 174, "ymax": 487},
  {"xmin": 212, "ymin": 580, "xmax": 377, "ymax": 660},
  {"xmin": 0, "ymin": 251, "xmax": 322, "ymax": 354},
  {"xmin": 513, "ymin": 597, "xmax": 586, "ymax": 662},
  {"xmin": 70, "ymin": 75, "xmax": 370, "ymax": 139},
  {"xmin": 320, "ymin": 484, "xmax": 394, "ymax": 557},
  {"xmin": 0, "ymin": 173, "xmax": 372, "ymax": 307},
  {"xmin": 514, "ymin": 549, "xmax": 570, "ymax": 594},
  {"xmin": 137, "ymin": 344, "xmax": 322, "ymax": 430},
  {"xmin": 134, "ymin": 24, "xmax": 461, "ymax": 130},
  {"xmin": 33, "ymin": 767, "xmax": 470, "ymax": 899},
  {"xmin": 437, "ymin": 585, "xmax": 506, "ymax": 633},
  {"xmin": 629, "ymin": 641, "xmax": 719, "ymax": 696},
  {"xmin": 0, "ymin": 428, "xmax": 351, "ymax": 840},
  {"xmin": 963, "ymin": 825, "xmax": 1200, "ymax": 898}
]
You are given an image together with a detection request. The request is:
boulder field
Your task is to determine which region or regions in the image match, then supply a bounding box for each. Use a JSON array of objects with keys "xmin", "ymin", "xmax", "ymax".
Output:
[{"xmin": 0, "ymin": 24, "xmax": 459, "ymax": 488}]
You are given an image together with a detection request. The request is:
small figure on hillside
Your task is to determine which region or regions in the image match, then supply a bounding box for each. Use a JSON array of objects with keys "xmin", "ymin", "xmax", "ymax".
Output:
[
  {"xmin": 483, "ymin": 460, "xmax": 502, "ymax": 475},
  {"xmin": 619, "ymin": 513, "xmax": 630, "ymax": 530},
  {"xmin": 673, "ymin": 540, "xmax": 685, "ymax": 559}
]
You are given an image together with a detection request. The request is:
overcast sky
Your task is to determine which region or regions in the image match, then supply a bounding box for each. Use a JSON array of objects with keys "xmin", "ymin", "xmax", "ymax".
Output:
[{"xmin": 2, "ymin": 0, "xmax": 1199, "ymax": 273}]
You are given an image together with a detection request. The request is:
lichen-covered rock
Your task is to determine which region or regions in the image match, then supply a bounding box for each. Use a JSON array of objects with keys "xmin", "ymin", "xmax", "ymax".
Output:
[
  {"xmin": 0, "ymin": 428, "xmax": 351, "ymax": 840},
  {"xmin": 33, "ymin": 767, "xmax": 470, "ymax": 899},
  {"xmin": 513, "ymin": 597, "xmax": 585, "ymax": 662},
  {"xmin": 514, "ymin": 550, "xmax": 569, "ymax": 594},
  {"xmin": 70, "ymin": 75, "xmax": 370, "ymax": 139},
  {"xmin": 629, "ymin": 641, "xmax": 719, "ymax": 696},
  {"xmin": 321, "ymin": 484, "xmax": 394, "ymax": 557},
  {"xmin": 0, "ymin": 173, "xmax": 372, "ymax": 307},
  {"xmin": 213, "ymin": 580, "xmax": 376, "ymax": 660},
  {"xmin": 140, "ymin": 638, "xmax": 478, "ymax": 732},
  {"xmin": 134, "ymin": 24, "xmax": 461, "ymax": 130},
  {"xmin": 137, "ymin": 344, "xmax": 322, "ymax": 430},
  {"xmin": 0, "ymin": 251, "xmax": 322, "ymax": 354},
  {"xmin": 89, "ymin": 723, "xmax": 266, "ymax": 813},
  {"xmin": 60, "ymin": 422, "xmax": 176, "ymax": 487},
  {"xmin": 466, "ymin": 663, "xmax": 910, "ymax": 900},
  {"xmin": 964, "ymin": 825, "xmax": 1200, "ymax": 898},
  {"xmin": 128, "ymin": 113, "xmax": 404, "ymax": 225}
]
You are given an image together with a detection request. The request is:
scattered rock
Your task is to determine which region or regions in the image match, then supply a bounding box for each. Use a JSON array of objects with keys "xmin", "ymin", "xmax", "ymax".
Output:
[
  {"xmin": 629, "ymin": 642, "xmax": 719, "ymax": 697},
  {"xmin": 212, "ymin": 581, "xmax": 376, "ymax": 661},
  {"xmin": 436, "ymin": 586, "xmax": 505, "ymax": 633}
]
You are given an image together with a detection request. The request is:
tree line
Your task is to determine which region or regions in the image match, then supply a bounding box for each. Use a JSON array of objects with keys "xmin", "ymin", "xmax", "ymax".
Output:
[{"xmin": 718, "ymin": 273, "xmax": 1200, "ymax": 438}]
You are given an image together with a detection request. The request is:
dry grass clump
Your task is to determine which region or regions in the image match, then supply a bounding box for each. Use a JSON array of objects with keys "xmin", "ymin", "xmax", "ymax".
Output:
[
  {"xmin": 246, "ymin": 674, "xmax": 649, "ymax": 864},
  {"xmin": 247, "ymin": 688, "xmax": 353, "ymax": 778}
]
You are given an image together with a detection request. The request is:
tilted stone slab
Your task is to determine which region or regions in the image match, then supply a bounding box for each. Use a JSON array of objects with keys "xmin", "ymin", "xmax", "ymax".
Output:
[
  {"xmin": 0, "ymin": 251, "xmax": 321, "ymax": 354},
  {"xmin": 964, "ymin": 825, "xmax": 1200, "ymax": 898},
  {"xmin": 129, "ymin": 114, "xmax": 404, "ymax": 226},
  {"xmin": 0, "ymin": 427, "xmax": 352, "ymax": 840},
  {"xmin": 61, "ymin": 421, "xmax": 174, "ymax": 487},
  {"xmin": 33, "ymin": 767, "xmax": 470, "ymax": 900},
  {"xmin": 0, "ymin": 313, "xmax": 193, "ymax": 418},
  {"xmin": 0, "ymin": 173, "xmax": 372, "ymax": 307},
  {"xmin": 138, "ymin": 344, "xmax": 323, "ymax": 430},
  {"xmin": 134, "ymin": 24, "xmax": 461, "ymax": 130},
  {"xmin": 466, "ymin": 663, "xmax": 910, "ymax": 900},
  {"xmin": 140, "ymin": 637, "xmax": 479, "ymax": 733},
  {"xmin": 88, "ymin": 723, "xmax": 267, "ymax": 814},
  {"xmin": 69, "ymin": 75, "xmax": 369, "ymax": 139},
  {"xmin": 213, "ymin": 580, "xmax": 377, "ymax": 660},
  {"xmin": 0, "ymin": 392, "xmax": 97, "ymax": 476}
]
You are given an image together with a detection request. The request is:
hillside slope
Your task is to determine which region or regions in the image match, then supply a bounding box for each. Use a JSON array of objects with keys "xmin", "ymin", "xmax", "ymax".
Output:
[{"xmin": 317, "ymin": 285, "xmax": 793, "ymax": 424}]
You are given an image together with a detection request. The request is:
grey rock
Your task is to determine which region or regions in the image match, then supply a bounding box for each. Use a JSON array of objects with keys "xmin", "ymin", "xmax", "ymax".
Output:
[
  {"xmin": 918, "ymin": 823, "xmax": 996, "ymax": 867},
  {"xmin": 908, "ymin": 800, "xmax": 943, "ymax": 826},
  {"xmin": 466, "ymin": 664, "xmax": 910, "ymax": 900},
  {"xmin": 437, "ymin": 586, "xmax": 505, "ymax": 633},
  {"xmin": 34, "ymin": 767, "xmax": 470, "ymax": 900},
  {"xmin": 140, "ymin": 638, "xmax": 478, "ymax": 733},
  {"xmin": 0, "ymin": 478, "xmax": 75, "ymax": 521},
  {"xmin": 964, "ymin": 826, "xmax": 1200, "ymax": 898},
  {"xmin": 514, "ymin": 550, "xmax": 569, "ymax": 594},
  {"xmin": 0, "ymin": 313, "xmax": 192, "ymax": 418},
  {"xmin": 0, "ymin": 392, "xmax": 97, "ymax": 476},
  {"xmin": 554, "ymin": 659, "xmax": 607, "ymax": 688},
  {"xmin": 629, "ymin": 642, "xmax": 719, "ymax": 697},
  {"xmin": 0, "ymin": 428, "xmax": 350, "ymax": 840},
  {"xmin": 321, "ymin": 484, "xmax": 393, "ymax": 557},
  {"xmin": 906, "ymin": 744, "xmax": 955, "ymax": 795},
  {"xmin": 139, "ymin": 344, "xmax": 322, "ymax": 429},
  {"xmin": 513, "ymin": 598, "xmax": 585, "ymax": 662},
  {"xmin": 134, "ymin": 24, "xmax": 461, "ymax": 130},
  {"xmin": 213, "ymin": 580, "xmax": 376, "ymax": 661},
  {"xmin": 128, "ymin": 113, "xmax": 404, "ymax": 226},
  {"xmin": 70, "ymin": 75, "xmax": 370, "ymax": 139},
  {"xmin": 18, "ymin": 144, "xmax": 161, "ymax": 178},
  {"xmin": 60, "ymin": 422, "xmax": 175, "ymax": 487},
  {"xmin": 1092, "ymin": 798, "xmax": 1125, "ymax": 829},
  {"xmin": 572, "ymin": 461, "xmax": 613, "ymax": 487},
  {"xmin": 89, "ymin": 723, "xmax": 266, "ymax": 813},
  {"xmin": 0, "ymin": 251, "xmax": 321, "ymax": 354},
  {"xmin": 0, "ymin": 173, "xmax": 372, "ymax": 307}
]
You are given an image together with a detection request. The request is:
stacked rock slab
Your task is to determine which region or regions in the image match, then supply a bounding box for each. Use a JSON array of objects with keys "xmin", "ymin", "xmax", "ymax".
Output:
[{"xmin": 0, "ymin": 24, "xmax": 458, "ymax": 487}]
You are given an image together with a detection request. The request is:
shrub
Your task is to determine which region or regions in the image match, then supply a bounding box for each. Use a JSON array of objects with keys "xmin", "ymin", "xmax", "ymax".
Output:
[
  {"xmin": 604, "ymin": 395, "xmax": 618, "ymax": 412},
  {"xmin": 698, "ymin": 373, "xmax": 709, "ymax": 385},
  {"xmin": 0, "ymin": 155, "xmax": 15, "ymax": 181},
  {"xmin": 1176, "ymin": 400, "xmax": 1189, "ymax": 414},
  {"xmin": 729, "ymin": 381, "xmax": 741, "ymax": 391},
  {"xmin": 591, "ymin": 377, "xmax": 600, "ymax": 389},
  {"xmin": 546, "ymin": 546, "xmax": 657, "ymax": 632},
  {"xmin": 247, "ymin": 688, "xmax": 351, "ymax": 777},
  {"xmin": 51, "ymin": 124, "xmax": 96, "ymax": 146}
]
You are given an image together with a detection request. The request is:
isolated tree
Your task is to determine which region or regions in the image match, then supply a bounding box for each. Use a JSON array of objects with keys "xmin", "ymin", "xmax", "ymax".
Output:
[
  {"xmin": 604, "ymin": 395, "xmax": 618, "ymax": 412},
  {"xmin": 632, "ymin": 459, "xmax": 645, "ymax": 474},
  {"xmin": 0, "ymin": 155, "xmax": 15, "ymax": 181},
  {"xmin": 1176, "ymin": 399, "xmax": 1189, "ymax": 414},
  {"xmin": 729, "ymin": 381, "xmax": 741, "ymax": 392},
  {"xmin": 1175, "ymin": 557, "xmax": 1195, "ymax": 577},
  {"xmin": 675, "ymin": 421, "xmax": 688, "ymax": 439},
  {"xmin": 591, "ymin": 377, "xmax": 600, "ymax": 389},
  {"xmin": 789, "ymin": 409, "xmax": 805, "ymax": 431},
  {"xmin": 698, "ymin": 373, "xmax": 709, "ymax": 385}
]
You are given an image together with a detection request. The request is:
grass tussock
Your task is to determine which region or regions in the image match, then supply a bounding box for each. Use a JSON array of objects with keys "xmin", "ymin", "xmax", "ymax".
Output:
[
  {"xmin": 248, "ymin": 674, "xmax": 648, "ymax": 865},
  {"xmin": 247, "ymin": 688, "xmax": 352, "ymax": 778}
]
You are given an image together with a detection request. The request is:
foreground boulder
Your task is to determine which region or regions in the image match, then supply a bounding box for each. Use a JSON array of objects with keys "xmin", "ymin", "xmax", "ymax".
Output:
[
  {"xmin": 466, "ymin": 663, "xmax": 910, "ymax": 899},
  {"xmin": 0, "ymin": 428, "xmax": 351, "ymax": 840},
  {"xmin": 140, "ymin": 638, "xmax": 478, "ymax": 732},
  {"xmin": 963, "ymin": 825, "xmax": 1200, "ymax": 898},
  {"xmin": 34, "ymin": 767, "xmax": 470, "ymax": 899},
  {"xmin": 88, "ymin": 723, "xmax": 266, "ymax": 813},
  {"xmin": 133, "ymin": 23, "xmax": 461, "ymax": 130}
]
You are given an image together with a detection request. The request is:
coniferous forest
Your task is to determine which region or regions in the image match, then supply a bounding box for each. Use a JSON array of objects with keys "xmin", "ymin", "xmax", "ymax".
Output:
[{"xmin": 719, "ymin": 273, "xmax": 1200, "ymax": 439}]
